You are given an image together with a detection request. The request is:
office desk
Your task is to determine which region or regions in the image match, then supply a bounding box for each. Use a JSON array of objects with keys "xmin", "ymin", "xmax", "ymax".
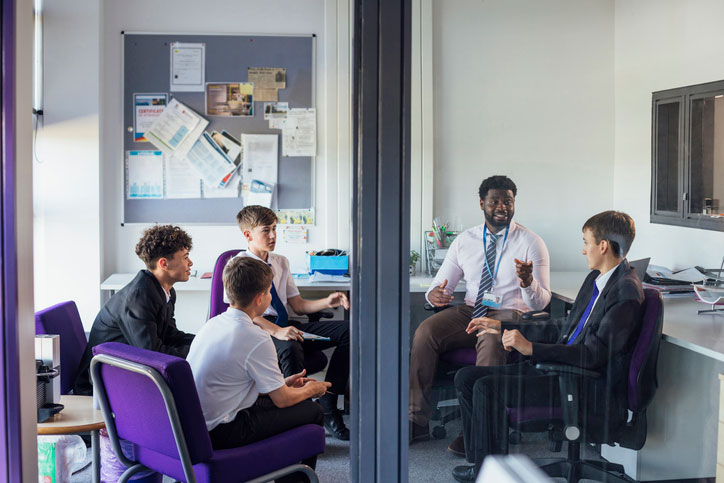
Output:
[
  {"xmin": 549, "ymin": 271, "xmax": 724, "ymax": 481},
  {"xmin": 101, "ymin": 273, "xmax": 352, "ymax": 332},
  {"xmin": 100, "ymin": 273, "xmax": 350, "ymax": 297},
  {"xmin": 38, "ymin": 395, "xmax": 104, "ymax": 483}
]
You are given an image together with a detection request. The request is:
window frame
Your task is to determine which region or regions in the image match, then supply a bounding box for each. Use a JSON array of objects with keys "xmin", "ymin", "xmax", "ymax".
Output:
[{"xmin": 651, "ymin": 80, "xmax": 724, "ymax": 232}]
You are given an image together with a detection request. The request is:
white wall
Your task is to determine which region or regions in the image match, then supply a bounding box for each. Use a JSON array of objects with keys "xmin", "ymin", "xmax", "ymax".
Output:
[
  {"xmin": 99, "ymin": 0, "xmax": 351, "ymax": 331},
  {"xmin": 32, "ymin": 0, "xmax": 101, "ymax": 326},
  {"xmin": 614, "ymin": 0, "xmax": 724, "ymax": 270},
  {"xmin": 431, "ymin": 0, "xmax": 615, "ymax": 271}
]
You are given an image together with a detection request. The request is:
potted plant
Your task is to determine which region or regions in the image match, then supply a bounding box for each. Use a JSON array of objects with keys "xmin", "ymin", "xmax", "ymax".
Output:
[{"xmin": 409, "ymin": 250, "xmax": 420, "ymax": 276}]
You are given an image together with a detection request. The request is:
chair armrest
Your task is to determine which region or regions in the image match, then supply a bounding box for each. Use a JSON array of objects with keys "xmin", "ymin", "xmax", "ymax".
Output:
[
  {"xmin": 535, "ymin": 363, "xmax": 601, "ymax": 379},
  {"xmin": 306, "ymin": 310, "xmax": 334, "ymax": 323},
  {"xmin": 521, "ymin": 310, "xmax": 550, "ymax": 321},
  {"xmin": 424, "ymin": 303, "xmax": 452, "ymax": 313}
]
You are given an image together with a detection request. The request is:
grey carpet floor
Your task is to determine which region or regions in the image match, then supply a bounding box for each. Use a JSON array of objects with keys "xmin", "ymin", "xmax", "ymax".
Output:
[{"xmin": 70, "ymin": 414, "xmax": 616, "ymax": 482}]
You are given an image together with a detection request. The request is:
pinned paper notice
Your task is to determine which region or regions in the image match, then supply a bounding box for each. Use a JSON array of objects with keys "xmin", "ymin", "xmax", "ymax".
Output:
[
  {"xmin": 242, "ymin": 179, "xmax": 274, "ymax": 207},
  {"xmin": 170, "ymin": 42, "xmax": 205, "ymax": 92},
  {"xmin": 282, "ymin": 108, "xmax": 316, "ymax": 157},
  {"xmin": 281, "ymin": 225, "xmax": 308, "ymax": 244},
  {"xmin": 126, "ymin": 151, "xmax": 163, "ymax": 199},
  {"xmin": 145, "ymin": 98, "xmax": 208, "ymax": 160}
]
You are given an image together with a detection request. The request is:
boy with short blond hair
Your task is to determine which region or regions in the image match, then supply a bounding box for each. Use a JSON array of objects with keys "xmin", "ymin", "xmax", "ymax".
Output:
[
  {"xmin": 232, "ymin": 205, "xmax": 352, "ymax": 440},
  {"xmin": 188, "ymin": 256, "xmax": 329, "ymax": 454}
]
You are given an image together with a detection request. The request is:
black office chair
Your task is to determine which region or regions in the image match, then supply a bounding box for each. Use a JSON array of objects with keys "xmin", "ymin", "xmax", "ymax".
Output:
[{"xmin": 504, "ymin": 289, "xmax": 663, "ymax": 482}]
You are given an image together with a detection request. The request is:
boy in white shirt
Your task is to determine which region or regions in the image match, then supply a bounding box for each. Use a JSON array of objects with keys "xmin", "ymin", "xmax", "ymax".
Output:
[
  {"xmin": 187, "ymin": 256, "xmax": 330, "ymax": 458},
  {"xmin": 232, "ymin": 205, "xmax": 351, "ymax": 440}
]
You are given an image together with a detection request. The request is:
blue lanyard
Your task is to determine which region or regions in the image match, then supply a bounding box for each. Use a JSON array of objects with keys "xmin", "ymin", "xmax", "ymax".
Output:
[{"xmin": 483, "ymin": 224, "xmax": 509, "ymax": 287}]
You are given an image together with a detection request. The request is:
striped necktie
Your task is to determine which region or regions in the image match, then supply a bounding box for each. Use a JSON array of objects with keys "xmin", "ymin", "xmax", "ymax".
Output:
[{"xmin": 472, "ymin": 231, "xmax": 500, "ymax": 319}]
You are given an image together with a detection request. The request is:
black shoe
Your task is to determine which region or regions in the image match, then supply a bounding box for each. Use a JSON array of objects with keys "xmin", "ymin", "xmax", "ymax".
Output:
[
  {"xmin": 409, "ymin": 421, "xmax": 430, "ymax": 444},
  {"xmin": 447, "ymin": 432, "xmax": 465, "ymax": 456},
  {"xmin": 324, "ymin": 409, "xmax": 350, "ymax": 441},
  {"xmin": 451, "ymin": 465, "xmax": 477, "ymax": 483}
]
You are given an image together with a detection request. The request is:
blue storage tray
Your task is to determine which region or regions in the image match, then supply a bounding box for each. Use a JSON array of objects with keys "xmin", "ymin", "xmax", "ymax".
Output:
[{"xmin": 308, "ymin": 255, "xmax": 349, "ymax": 275}]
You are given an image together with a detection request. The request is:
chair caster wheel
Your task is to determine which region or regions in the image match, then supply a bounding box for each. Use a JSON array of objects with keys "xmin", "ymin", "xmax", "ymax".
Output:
[
  {"xmin": 509, "ymin": 431, "xmax": 522, "ymax": 445},
  {"xmin": 431, "ymin": 425, "xmax": 446, "ymax": 439}
]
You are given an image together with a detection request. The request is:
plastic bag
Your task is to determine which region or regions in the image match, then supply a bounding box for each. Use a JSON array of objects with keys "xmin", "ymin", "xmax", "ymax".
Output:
[
  {"xmin": 99, "ymin": 428, "xmax": 161, "ymax": 483},
  {"xmin": 37, "ymin": 434, "xmax": 87, "ymax": 483}
]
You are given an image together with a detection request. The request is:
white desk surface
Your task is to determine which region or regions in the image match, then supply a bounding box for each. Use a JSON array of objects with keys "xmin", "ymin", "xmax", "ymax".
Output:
[
  {"xmin": 100, "ymin": 272, "xmax": 351, "ymax": 293},
  {"xmin": 101, "ymin": 273, "xmax": 463, "ymax": 294},
  {"xmin": 548, "ymin": 271, "xmax": 724, "ymax": 362},
  {"xmin": 409, "ymin": 275, "xmax": 466, "ymax": 293}
]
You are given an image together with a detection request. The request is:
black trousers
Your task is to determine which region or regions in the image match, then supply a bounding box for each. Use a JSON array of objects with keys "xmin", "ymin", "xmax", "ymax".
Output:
[
  {"xmin": 209, "ymin": 395, "xmax": 323, "ymax": 457},
  {"xmin": 454, "ymin": 362, "xmax": 560, "ymax": 468},
  {"xmin": 272, "ymin": 319, "xmax": 350, "ymax": 395}
]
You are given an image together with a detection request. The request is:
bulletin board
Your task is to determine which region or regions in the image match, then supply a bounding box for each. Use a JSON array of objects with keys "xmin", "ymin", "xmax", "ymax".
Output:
[{"xmin": 122, "ymin": 32, "xmax": 315, "ymax": 224}]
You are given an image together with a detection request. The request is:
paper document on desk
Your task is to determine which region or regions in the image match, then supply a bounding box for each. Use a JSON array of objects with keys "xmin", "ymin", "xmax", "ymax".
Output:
[
  {"xmin": 309, "ymin": 272, "xmax": 350, "ymax": 283},
  {"xmin": 648, "ymin": 265, "xmax": 706, "ymax": 283},
  {"xmin": 300, "ymin": 330, "xmax": 331, "ymax": 342}
]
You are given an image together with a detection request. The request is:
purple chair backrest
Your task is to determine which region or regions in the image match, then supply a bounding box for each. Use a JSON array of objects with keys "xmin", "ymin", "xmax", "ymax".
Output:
[
  {"xmin": 35, "ymin": 301, "xmax": 88, "ymax": 394},
  {"xmin": 92, "ymin": 342, "xmax": 214, "ymax": 464},
  {"xmin": 209, "ymin": 249, "xmax": 242, "ymax": 319},
  {"xmin": 628, "ymin": 289, "xmax": 664, "ymax": 412}
]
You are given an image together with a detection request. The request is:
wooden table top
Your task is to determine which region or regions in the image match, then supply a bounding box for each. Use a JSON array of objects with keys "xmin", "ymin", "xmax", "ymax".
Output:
[{"xmin": 38, "ymin": 395, "xmax": 105, "ymax": 434}]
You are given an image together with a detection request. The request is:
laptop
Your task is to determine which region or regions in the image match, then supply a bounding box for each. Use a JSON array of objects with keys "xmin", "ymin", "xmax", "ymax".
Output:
[{"xmin": 628, "ymin": 257, "xmax": 650, "ymax": 282}]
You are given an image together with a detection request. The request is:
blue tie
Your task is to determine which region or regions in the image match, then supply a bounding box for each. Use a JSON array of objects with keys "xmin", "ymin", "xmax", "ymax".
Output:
[
  {"xmin": 472, "ymin": 232, "xmax": 499, "ymax": 319},
  {"xmin": 567, "ymin": 283, "xmax": 599, "ymax": 345},
  {"xmin": 270, "ymin": 282, "xmax": 289, "ymax": 327}
]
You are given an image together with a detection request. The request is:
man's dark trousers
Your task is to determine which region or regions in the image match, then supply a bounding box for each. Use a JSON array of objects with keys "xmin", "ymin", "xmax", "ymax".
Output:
[{"xmin": 455, "ymin": 362, "xmax": 559, "ymax": 468}]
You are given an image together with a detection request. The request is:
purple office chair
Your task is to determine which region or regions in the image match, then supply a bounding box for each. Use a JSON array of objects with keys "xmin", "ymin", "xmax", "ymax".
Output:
[
  {"xmin": 90, "ymin": 342, "xmax": 325, "ymax": 483},
  {"xmin": 210, "ymin": 249, "xmax": 329, "ymax": 375},
  {"xmin": 35, "ymin": 300, "xmax": 88, "ymax": 395},
  {"xmin": 504, "ymin": 288, "xmax": 664, "ymax": 482}
]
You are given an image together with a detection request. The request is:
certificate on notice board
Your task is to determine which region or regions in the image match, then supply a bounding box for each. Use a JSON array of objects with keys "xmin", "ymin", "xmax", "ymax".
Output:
[
  {"xmin": 170, "ymin": 42, "xmax": 205, "ymax": 92},
  {"xmin": 133, "ymin": 93, "xmax": 167, "ymax": 142}
]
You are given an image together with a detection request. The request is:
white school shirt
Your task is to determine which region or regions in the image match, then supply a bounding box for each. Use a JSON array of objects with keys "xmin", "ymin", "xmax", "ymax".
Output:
[
  {"xmin": 426, "ymin": 221, "xmax": 551, "ymax": 312},
  {"xmin": 186, "ymin": 308, "xmax": 285, "ymax": 431},
  {"xmin": 233, "ymin": 250, "xmax": 300, "ymax": 317}
]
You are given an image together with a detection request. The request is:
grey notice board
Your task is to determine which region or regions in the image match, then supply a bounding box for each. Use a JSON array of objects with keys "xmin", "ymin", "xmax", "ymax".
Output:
[{"xmin": 122, "ymin": 32, "xmax": 315, "ymax": 224}]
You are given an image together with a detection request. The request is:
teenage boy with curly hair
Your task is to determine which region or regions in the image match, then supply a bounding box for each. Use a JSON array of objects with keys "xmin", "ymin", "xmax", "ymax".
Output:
[{"xmin": 74, "ymin": 224, "xmax": 196, "ymax": 395}]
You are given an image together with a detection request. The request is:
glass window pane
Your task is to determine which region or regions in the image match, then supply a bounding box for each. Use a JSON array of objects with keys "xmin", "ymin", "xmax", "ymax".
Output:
[
  {"xmin": 690, "ymin": 95, "xmax": 724, "ymax": 215},
  {"xmin": 655, "ymin": 102, "xmax": 680, "ymax": 212}
]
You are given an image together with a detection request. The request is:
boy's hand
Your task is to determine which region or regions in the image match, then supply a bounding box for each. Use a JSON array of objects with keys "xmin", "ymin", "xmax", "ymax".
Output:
[
  {"xmin": 306, "ymin": 380, "xmax": 332, "ymax": 398},
  {"xmin": 514, "ymin": 259, "xmax": 534, "ymax": 288},
  {"xmin": 326, "ymin": 291, "xmax": 350, "ymax": 310},
  {"xmin": 502, "ymin": 329, "xmax": 533, "ymax": 355},
  {"xmin": 274, "ymin": 326, "xmax": 304, "ymax": 342},
  {"xmin": 285, "ymin": 369, "xmax": 311, "ymax": 388},
  {"xmin": 429, "ymin": 279, "xmax": 454, "ymax": 307},
  {"xmin": 466, "ymin": 317, "xmax": 501, "ymax": 335}
]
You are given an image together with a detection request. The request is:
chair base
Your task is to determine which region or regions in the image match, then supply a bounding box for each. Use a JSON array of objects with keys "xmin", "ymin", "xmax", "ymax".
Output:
[
  {"xmin": 535, "ymin": 457, "xmax": 633, "ymax": 483},
  {"xmin": 121, "ymin": 462, "xmax": 319, "ymax": 483}
]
